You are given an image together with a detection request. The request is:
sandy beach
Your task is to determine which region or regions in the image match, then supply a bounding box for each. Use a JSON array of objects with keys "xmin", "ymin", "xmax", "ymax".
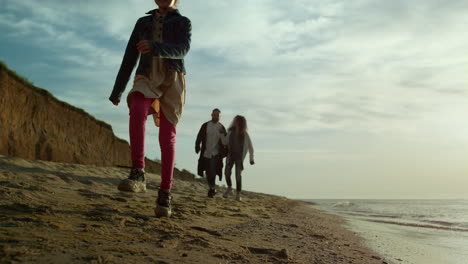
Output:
[{"xmin": 0, "ymin": 155, "xmax": 388, "ymax": 264}]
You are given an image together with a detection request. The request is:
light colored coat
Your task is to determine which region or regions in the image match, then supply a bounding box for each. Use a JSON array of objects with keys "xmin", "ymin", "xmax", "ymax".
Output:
[{"xmin": 222, "ymin": 131, "xmax": 254, "ymax": 164}]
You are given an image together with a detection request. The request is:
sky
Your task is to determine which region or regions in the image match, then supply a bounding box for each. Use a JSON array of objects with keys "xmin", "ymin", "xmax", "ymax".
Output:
[{"xmin": 1, "ymin": 0, "xmax": 467, "ymax": 199}]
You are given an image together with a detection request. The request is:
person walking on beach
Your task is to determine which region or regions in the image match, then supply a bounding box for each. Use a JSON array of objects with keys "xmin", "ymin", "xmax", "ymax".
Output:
[
  {"xmin": 195, "ymin": 109, "xmax": 227, "ymax": 198},
  {"xmin": 108, "ymin": 0, "xmax": 191, "ymax": 218},
  {"xmin": 223, "ymin": 115, "xmax": 254, "ymax": 201}
]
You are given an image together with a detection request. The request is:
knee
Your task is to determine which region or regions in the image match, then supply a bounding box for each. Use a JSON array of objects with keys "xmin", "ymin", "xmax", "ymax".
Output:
[
  {"xmin": 159, "ymin": 133, "xmax": 176, "ymax": 150},
  {"xmin": 130, "ymin": 103, "xmax": 148, "ymax": 119},
  {"xmin": 159, "ymin": 120, "xmax": 176, "ymax": 149}
]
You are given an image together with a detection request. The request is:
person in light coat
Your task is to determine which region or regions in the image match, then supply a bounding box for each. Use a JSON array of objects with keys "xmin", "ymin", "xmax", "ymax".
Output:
[{"xmin": 222, "ymin": 115, "xmax": 254, "ymax": 201}]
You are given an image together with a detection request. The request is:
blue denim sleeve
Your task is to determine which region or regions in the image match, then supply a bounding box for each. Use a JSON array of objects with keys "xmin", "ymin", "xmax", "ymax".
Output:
[
  {"xmin": 109, "ymin": 19, "xmax": 141, "ymax": 103},
  {"xmin": 151, "ymin": 17, "xmax": 191, "ymax": 59}
]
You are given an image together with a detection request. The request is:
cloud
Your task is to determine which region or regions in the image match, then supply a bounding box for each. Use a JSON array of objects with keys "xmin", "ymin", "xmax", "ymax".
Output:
[
  {"xmin": 2, "ymin": 0, "xmax": 466, "ymax": 138},
  {"xmin": 2, "ymin": 0, "xmax": 468, "ymax": 198}
]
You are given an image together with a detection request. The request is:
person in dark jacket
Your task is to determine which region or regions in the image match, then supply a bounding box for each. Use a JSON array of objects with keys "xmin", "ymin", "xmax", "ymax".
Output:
[
  {"xmin": 109, "ymin": 0, "xmax": 191, "ymax": 218},
  {"xmin": 195, "ymin": 109, "xmax": 227, "ymax": 197}
]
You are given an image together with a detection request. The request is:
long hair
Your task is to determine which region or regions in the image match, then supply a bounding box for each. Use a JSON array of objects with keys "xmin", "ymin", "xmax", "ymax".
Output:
[{"xmin": 229, "ymin": 115, "xmax": 248, "ymax": 136}]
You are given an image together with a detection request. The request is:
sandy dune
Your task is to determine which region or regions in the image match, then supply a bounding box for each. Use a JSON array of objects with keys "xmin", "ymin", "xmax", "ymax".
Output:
[{"xmin": 0, "ymin": 156, "xmax": 387, "ymax": 264}]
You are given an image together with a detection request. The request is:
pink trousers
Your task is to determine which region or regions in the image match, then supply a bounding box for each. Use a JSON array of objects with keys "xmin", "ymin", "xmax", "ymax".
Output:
[{"xmin": 129, "ymin": 92, "xmax": 176, "ymax": 191}]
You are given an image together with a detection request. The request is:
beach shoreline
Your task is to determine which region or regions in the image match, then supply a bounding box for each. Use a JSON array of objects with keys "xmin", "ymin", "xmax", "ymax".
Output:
[
  {"xmin": 310, "ymin": 199, "xmax": 468, "ymax": 264},
  {"xmin": 0, "ymin": 155, "xmax": 388, "ymax": 263}
]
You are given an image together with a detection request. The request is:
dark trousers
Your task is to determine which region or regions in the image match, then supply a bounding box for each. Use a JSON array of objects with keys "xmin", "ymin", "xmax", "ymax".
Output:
[
  {"xmin": 205, "ymin": 156, "xmax": 219, "ymax": 188},
  {"xmin": 225, "ymin": 159, "xmax": 242, "ymax": 192}
]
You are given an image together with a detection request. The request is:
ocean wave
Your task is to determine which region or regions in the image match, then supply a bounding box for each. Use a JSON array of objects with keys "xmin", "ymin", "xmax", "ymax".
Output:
[
  {"xmin": 341, "ymin": 212, "xmax": 401, "ymax": 219},
  {"xmin": 332, "ymin": 201, "xmax": 354, "ymax": 208},
  {"xmin": 366, "ymin": 219, "xmax": 468, "ymax": 233},
  {"xmin": 423, "ymin": 220, "xmax": 458, "ymax": 227},
  {"xmin": 368, "ymin": 214, "xmax": 401, "ymax": 219}
]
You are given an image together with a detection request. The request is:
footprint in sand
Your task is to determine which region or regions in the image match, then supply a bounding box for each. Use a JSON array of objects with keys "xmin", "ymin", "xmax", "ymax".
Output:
[
  {"xmin": 229, "ymin": 213, "xmax": 250, "ymax": 218},
  {"xmin": 0, "ymin": 203, "xmax": 54, "ymax": 216},
  {"xmin": 190, "ymin": 226, "xmax": 222, "ymax": 237},
  {"xmin": 207, "ymin": 211, "xmax": 225, "ymax": 217},
  {"xmin": 109, "ymin": 197, "xmax": 127, "ymax": 203},
  {"xmin": 243, "ymin": 246, "xmax": 289, "ymax": 260},
  {"xmin": 77, "ymin": 189, "xmax": 129, "ymax": 203},
  {"xmin": 220, "ymin": 206, "xmax": 241, "ymax": 213},
  {"xmin": 77, "ymin": 189, "xmax": 111, "ymax": 199},
  {"xmin": 0, "ymin": 180, "xmax": 52, "ymax": 193},
  {"xmin": 84, "ymin": 204, "xmax": 122, "ymax": 222}
]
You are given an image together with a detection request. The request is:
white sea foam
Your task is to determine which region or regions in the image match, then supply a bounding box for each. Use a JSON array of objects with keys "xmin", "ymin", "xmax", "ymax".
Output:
[
  {"xmin": 331, "ymin": 201, "xmax": 354, "ymax": 208},
  {"xmin": 308, "ymin": 199, "xmax": 468, "ymax": 264}
]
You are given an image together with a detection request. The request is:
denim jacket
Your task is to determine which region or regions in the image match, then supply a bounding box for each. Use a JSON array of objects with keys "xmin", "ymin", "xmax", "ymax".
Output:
[{"xmin": 109, "ymin": 9, "xmax": 191, "ymax": 103}]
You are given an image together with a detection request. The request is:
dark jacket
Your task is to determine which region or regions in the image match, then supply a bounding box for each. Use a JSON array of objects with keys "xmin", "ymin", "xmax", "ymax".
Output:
[
  {"xmin": 196, "ymin": 121, "xmax": 227, "ymax": 178},
  {"xmin": 109, "ymin": 9, "xmax": 191, "ymax": 103}
]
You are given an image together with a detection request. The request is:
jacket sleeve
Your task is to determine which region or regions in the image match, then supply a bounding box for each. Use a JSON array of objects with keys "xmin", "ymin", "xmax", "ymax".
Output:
[
  {"xmin": 195, "ymin": 123, "xmax": 204, "ymax": 151},
  {"xmin": 109, "ymin": 19, "xmax": 141, "ymax": 103},
  {"xmin": 246, "ymin": 133, "xmax": 254, "ymax": 162},
  {"xmin": 220, "ymin": 126, "xmax": 228, "ymax": 146},
  {"xmin": 152, "ymin": 17, "xmax": 191, "ymax": 59}
]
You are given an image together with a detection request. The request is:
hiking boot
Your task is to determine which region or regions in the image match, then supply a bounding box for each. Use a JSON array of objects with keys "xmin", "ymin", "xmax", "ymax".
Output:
[
  {"xmin": 236, "ymin": 192, "xmax": 242, "ymax": 201},
  {"xmin": 208, "ymin": 188, "xmax": 217, "ymax": 198},
  {"xmin": 118, "ymin": 168, "xmax": 146, "ymax": 193},
  {"xmin": 154, "ymin": 189, "xmax": 172, "ymax": 218},
  {"xmin": 223, "ymin": 187, "xmax": 233, "ymax": 198}
]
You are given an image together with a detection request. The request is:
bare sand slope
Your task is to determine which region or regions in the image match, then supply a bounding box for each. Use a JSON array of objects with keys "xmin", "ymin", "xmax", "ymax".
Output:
[{"xmin": 0, "ymin": 156, "xmax": 387, "ymax": 264}]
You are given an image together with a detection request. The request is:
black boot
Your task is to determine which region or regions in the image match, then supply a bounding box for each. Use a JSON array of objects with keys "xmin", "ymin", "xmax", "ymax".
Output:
[
  {"xmin": 207, "ymin": 188, "xmax": 217, "ymax": 198},
  {"xmin": 118, "ymin": 168, "xmax": 146, "ymax": 193},
  {"xmin": 155, "ymin": 189, "xmax": 172, "ymax": 218}
]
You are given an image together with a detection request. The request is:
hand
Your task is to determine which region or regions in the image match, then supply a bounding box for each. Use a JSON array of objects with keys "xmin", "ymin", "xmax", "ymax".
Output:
[
  {"xmin": 136, "ymin": 40, "xmax": 152, "ymax": 54},
  {"xmin": 110, "ymin": 98, "xmax": 120, "ymax": 106},
  {"xmin": 195, "ymin": 146, "xmax": 200, "ymax": 154},
  {"xmin": 250, "ymin": 161, "xmax": 255, "ymax": 165}
]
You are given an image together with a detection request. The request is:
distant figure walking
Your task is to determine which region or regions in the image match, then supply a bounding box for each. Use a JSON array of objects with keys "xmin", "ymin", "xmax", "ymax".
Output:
[
  {"xmin": 223, "ymin": 115, "xmax": 254, "ymax": 201},
  {"xmin": 108, "ymin": 0, "xmax": 191, "ymax": 218},
  {"xmin": 195, "ymin": 109, "xmax": 227, "ymax": 198}
]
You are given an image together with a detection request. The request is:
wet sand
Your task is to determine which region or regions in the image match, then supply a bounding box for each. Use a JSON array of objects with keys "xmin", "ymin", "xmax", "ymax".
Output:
[
  {"xmin": 0, "ymin": 155, "xmax": 388, "ymax": 263},
  {"xmin": 345, "ymin": 216, "xmax": 468, "ymax": 264}
]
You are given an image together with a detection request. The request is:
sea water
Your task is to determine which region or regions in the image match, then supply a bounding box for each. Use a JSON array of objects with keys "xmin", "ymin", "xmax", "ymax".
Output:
[{"xmin": 308, "ymin": 199, "xmax": 468, "ymax": 264}]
